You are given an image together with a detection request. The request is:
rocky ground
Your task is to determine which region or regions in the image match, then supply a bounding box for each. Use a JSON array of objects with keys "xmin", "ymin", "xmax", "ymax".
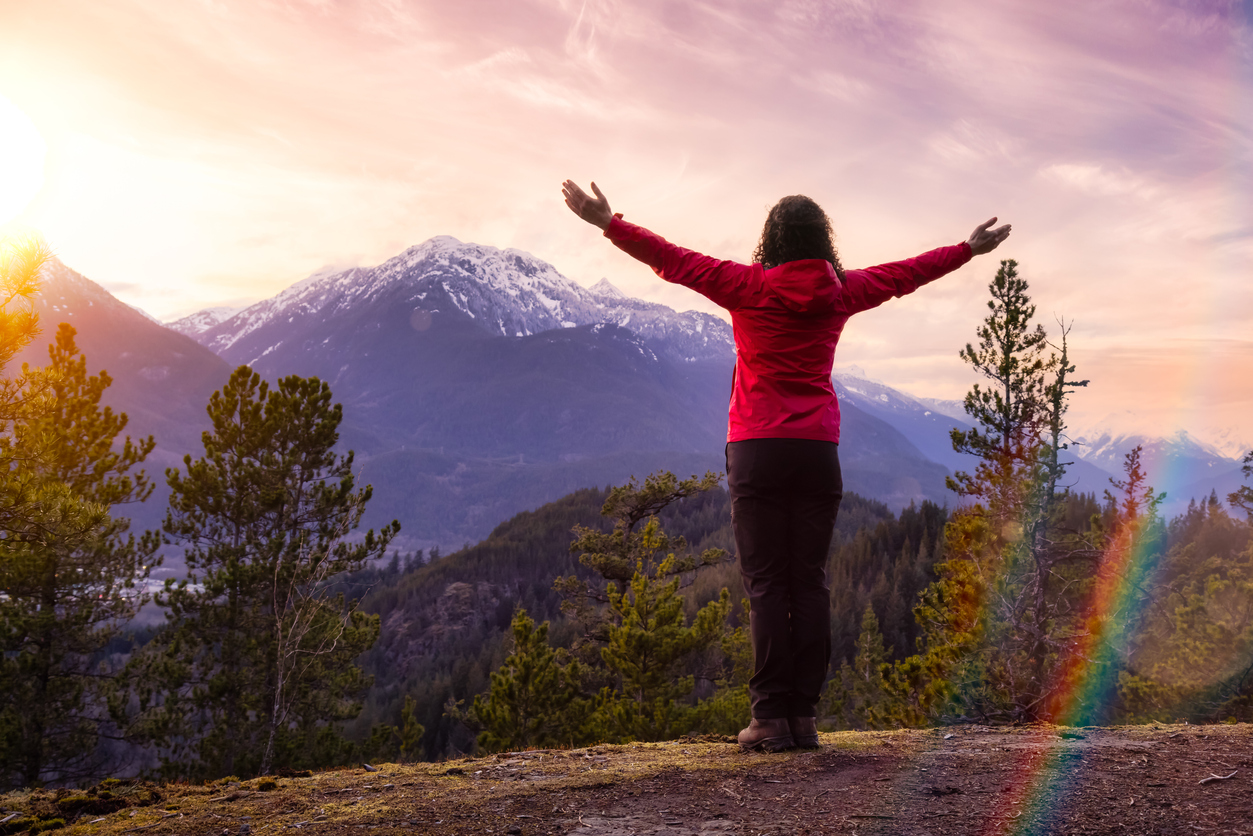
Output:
[{"xmin": 3, "ymin": 724, "xmax": 1252, "ymax": 836}]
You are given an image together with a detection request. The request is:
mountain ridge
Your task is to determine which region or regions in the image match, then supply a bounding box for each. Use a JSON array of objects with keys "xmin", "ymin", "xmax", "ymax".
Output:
[{"xmin": 172, "ymin": 236, "xmax": 735, "ymax": 367}]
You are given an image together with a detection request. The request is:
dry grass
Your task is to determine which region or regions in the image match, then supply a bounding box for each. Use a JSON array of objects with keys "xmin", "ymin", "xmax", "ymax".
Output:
[{"xmin": 4, "ymin": 725, "xmax": 1252, "ymax": 836}]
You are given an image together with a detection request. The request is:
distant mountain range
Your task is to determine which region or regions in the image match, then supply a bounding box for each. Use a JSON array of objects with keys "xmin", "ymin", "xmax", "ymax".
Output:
[
  {"xmin": 17, "ymin": 238, "xmax": 1248, "ymax": 562},
  {"xmin": 833, "ymin": 367, "xmax": 1247, "ymax": 520}
]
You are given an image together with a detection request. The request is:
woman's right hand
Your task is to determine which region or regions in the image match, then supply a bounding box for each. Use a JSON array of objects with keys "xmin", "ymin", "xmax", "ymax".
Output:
[
  {"xmin": 562, "ymin": 180, "xmax": 613, "ymax": 230},
  {"xmin": 966, "ymin": 217, "xmax": 1012, "ymax": 255}
]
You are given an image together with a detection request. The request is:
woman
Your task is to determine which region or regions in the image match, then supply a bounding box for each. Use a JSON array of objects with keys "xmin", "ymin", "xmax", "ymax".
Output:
[{"xmin": 562, "ymin": 180, "xmax": 1010, "ymax": 751}]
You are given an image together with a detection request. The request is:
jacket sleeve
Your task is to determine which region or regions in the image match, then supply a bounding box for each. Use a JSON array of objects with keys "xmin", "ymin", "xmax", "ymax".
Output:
[
  {"xmin": 603, "ymin": 215, "xmax": 766, "ymax": 311},
  {"xmin": 837, "ymin": 243, "xmax": 972, "ymax": 315}
]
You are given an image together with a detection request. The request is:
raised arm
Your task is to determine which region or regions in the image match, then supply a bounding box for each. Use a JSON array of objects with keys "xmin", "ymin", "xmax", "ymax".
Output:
[
  {"xmin": 563, "ymin": 179, "xmax": 764, "ymax": 310},
  {"xmin": 836, "ymin": 218, "xmax": 1010, "ymax": 314}
]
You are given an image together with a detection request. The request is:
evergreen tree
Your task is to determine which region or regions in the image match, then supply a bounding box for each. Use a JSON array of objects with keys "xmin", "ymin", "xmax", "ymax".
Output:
[
  {"xmin": 555, "ymin": 471, "xmax": 733, "ymax": 741},
  {"xmin": 692, "ymin": 596, "xmax": 753, "ymax": 736},
  {"xmin": 0, "ymin": 235, "xmax": 45, "ymax": 377},
  {"xmin": 398, "ymin": 695, "xmax": 425, "ymax": 763},
  {"xmin": 123, "ymin": 367, "xmax": 398, "ymax": 779},
  {"xmin": 0, "ymin": 324, "xmax": 157, "ymax": 789},
  {"xmin": 884, "ymin": 260, "xmax": 1091, "ymax": 723},
  {"xmin": 597, "ymin": 529, "xmax": 731, "ymax": 741},
  {"xmin": 1229, "ymin": 451, "xmax": 1253, "ymax": 519},
  {"xmin": 468, "ymin": 610, "xmax": 587, "ymax": 752},
  {"xmin": 824, "ymin": 604, "xmax": 893, "ymax": 730},
  {"xmin": 948, "ymin": 259, "xmax": 1051, "ymax": 502},
  {"xmin": 850, "ymin": 605, "xmax": 890, "ymax": 725}
]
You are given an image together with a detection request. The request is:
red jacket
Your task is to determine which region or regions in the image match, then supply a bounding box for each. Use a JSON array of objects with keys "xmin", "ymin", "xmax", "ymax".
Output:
[{"xmin": 604, "ymin": 215, "xmax": 972, "ymax": 443}]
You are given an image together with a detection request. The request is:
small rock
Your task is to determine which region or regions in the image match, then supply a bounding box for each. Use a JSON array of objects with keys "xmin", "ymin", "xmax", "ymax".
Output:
[{"xmin": 362, "ymin": 763, "xmax": 379, "ymax": 772}]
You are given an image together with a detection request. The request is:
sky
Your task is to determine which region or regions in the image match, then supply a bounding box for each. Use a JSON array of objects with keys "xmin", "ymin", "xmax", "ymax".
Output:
[{"xmin": 0, "ymin": 0, "xmax": 1250, "ymax": 453}]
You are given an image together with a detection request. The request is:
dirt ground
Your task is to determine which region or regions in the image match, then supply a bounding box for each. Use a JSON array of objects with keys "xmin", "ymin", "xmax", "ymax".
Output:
[{"xmin": 4, "ymin": 724, "xmax": 1252, "ymax": 836}]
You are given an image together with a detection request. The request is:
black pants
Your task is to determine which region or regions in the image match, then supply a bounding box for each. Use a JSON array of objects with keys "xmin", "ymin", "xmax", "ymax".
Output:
[{"xmin": 726, "ymin": 439, "xmax": 842, "ymax": 720}]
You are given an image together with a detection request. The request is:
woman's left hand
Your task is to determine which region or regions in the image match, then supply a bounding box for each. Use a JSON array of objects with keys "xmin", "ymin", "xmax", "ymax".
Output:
[{"xmin": 562, "ymin": 180, "xmax": 613, "ymax": 230}]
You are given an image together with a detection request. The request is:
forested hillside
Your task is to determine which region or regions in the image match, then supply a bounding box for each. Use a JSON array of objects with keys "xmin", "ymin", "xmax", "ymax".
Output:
[{"xmin": 341, "ymin": 482, "xmax": 952, "ymax": 759}]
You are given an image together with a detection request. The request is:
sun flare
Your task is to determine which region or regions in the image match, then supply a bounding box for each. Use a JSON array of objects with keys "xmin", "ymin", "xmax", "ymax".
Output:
[{"xmin": 0, "ymin": 95, "xmax": 47, "ymax": 226}]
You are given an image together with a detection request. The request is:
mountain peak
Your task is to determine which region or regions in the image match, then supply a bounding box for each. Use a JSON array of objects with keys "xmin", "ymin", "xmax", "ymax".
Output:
[
  {"xmin": 168, "ymin": 305, "xmax": 245, "ymax": 339},
  {"xmin": 590, "ymin": 278, "xmax": 627, "ymax": 299}
]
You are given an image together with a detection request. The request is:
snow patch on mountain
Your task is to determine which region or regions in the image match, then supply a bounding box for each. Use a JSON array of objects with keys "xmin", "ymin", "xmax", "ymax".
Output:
[{"xmin": 167, "ymin": 306, "xmax": 245, "ymax": 338}]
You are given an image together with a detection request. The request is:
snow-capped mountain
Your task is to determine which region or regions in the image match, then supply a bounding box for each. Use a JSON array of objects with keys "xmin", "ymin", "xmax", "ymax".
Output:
[
  {"xmin": 1069, "ymin": 411, "xmax": 1250, "ymax": 466},
  {"xmin": 168, "ymin": 305, "xmax": 243, "ymax": 338},
  {"xmin": 181, "ymin": 236, "xmax": 733, "ymax": 367},
  {"xmin": 1068, "ymin": 425, "xmax": 1246, "ymax": 517},
  {"xmin": 1070, "ymin": 428, "xmax": 1233, "ymax": 478}
]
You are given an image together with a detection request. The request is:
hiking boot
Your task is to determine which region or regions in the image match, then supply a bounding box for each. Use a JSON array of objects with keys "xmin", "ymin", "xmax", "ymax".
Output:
[
  {"xmin": 789, "ymin": 716, "xmax": 820, "ymax": 749},
  {"xmin": 737, "ymin": 718, "xmax": 795, "ymax": 752}
]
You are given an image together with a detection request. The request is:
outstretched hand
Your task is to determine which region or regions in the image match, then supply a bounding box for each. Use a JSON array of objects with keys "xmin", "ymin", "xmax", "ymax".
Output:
[
  {"xmin": 967, "ymin": 217, "xmax": 1012, "ymax": 255},
  {"xmin": 562, "ymin": 180, "xmax": 613, "ymax": 230}
]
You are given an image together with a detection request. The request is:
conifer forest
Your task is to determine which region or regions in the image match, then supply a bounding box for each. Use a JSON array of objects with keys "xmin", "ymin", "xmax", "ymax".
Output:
[{"xmin": 2, "ymin": 237, "xmax": 1251, "ymax": 790}]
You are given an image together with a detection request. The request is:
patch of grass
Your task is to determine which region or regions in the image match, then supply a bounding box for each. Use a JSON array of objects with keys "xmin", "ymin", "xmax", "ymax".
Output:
[
  {"xmin": 53, "ymin": 794, "xmax": 127, "ymax": 816},
  {"xmin": 0, "ymin": 817, "xmax": 35, "ymax": 836}
]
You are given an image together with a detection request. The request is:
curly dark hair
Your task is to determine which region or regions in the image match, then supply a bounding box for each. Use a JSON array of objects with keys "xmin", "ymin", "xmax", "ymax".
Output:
[{"xmin": 751, "ymin": 195, "xmax": 845, "ymax": 280}]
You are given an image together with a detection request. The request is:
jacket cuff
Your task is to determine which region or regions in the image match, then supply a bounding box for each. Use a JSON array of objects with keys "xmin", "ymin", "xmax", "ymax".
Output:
[{"xmin": 604, "ymin": 214, "xmax": 627, "ymax": 239}]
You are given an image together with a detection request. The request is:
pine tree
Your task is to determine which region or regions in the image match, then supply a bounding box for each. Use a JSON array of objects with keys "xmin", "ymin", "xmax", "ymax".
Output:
[
  {"xmin": 0, "ymin": 235, "xmax": 45, "ymax": 376},
  {"xmin": 1229, "ymin": 451, "xmax": 1253, "ymax": 519},
  {"xmin": 124, "ymin": 367, "xmax": 398, "ymax": 779},
  {"xmin": 0, "ymin": 235, "xmax": 52, "ymax": 533},
  {"xmin": 555, "ymin": 471, "xmax": 733, "ymax": 741},
  {"xmin": 948, "ymin": 259, "xmax": 1051, "ymax": 502},
  {"xmin": 469, "ymin": 610, "xmax": 587, "ymax": 752},
  {"xmin": 883, "ymin": 260, "xmax": 1091, "ymax": 723},
  {"xmin": 398, "ymin": 695, "xmax": 425, "ymax": 763},
  {"xmin": 598, "ymin": 529, "xmax": 731, "ymax": 741},
  {"xmin": 0, "ymin": 324, "xmax": 158, "ymax": 789},
  {"xmin": 843, "ymin": 604, "xmax": 890, "ymax": 728}
]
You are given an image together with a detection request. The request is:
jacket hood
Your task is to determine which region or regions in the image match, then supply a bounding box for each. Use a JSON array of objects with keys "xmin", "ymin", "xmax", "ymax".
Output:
[{"xmin": 763, "ymin": 259, "xmax": 840, "ymax": 314}]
